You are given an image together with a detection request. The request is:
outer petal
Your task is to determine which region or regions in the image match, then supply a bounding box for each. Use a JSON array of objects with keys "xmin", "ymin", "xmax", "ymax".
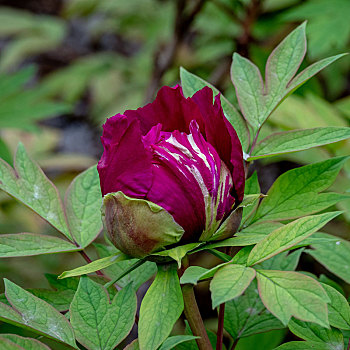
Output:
[
  {"xmin": 191, "ymin": 88, "xmax": 245, "ymax": 202},
  {"xmin": 97, "ymin": 114, "xmax": 153, "ymax": 197},
  {"xmin": 103, "ymin": 192, "xmax": 184, "ymax": 258},
  {"xmin": 124, "ymin": 85, "xmax": 205, "ymax": 136}
]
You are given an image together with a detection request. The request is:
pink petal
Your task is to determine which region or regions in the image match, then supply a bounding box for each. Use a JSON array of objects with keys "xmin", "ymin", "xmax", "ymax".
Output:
[{"xmin": 97, "ymin": 114, "xmax": 153, "ymax": 197}]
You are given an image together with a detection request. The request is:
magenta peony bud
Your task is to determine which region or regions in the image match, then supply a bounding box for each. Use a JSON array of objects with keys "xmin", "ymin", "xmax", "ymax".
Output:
[{"xmin": 98, "ymin": 85, "xmax": 245, "ymax": 258}]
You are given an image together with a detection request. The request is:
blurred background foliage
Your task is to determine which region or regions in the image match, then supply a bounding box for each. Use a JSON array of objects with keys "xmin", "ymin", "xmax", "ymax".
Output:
[{"xmin": 0, "ymin": 0, "xmax": 349, "ymax": 348}]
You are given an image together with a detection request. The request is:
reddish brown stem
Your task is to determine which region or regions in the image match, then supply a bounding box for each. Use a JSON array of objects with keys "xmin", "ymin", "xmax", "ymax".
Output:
[{"xmin": 216, "ymin": 303, "xmax": 225, "ymax": 350}]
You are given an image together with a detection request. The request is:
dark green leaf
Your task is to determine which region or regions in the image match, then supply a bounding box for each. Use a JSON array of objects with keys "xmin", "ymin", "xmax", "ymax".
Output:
[
  {"xmin": 1, "ymin": 279, "xmax": 76, "ymax": 348},
  {"xmin": 252, "ymin": 157, "xmax": 348, "ymax": 222},
  {"xmin": 0, "ymin": 334, "xmax": 50, "ymax": 350},
  {"xmin": 139, "ymin": 264, "xmax": 184, "ymax": 350},
  {"xmin": 65, "ymin": 165, "xmax": 102, "ymax": 248},
  {"xmin": 70, "ymin": 277, "xmax": 136, "ymax": 350},
  {"xmin": 0, "ymin": 143, "xmax": 71, "ymax": 239}
]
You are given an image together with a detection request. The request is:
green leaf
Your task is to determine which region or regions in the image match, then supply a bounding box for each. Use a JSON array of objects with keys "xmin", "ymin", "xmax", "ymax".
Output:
[
  {"xmin": 258, "ymin": 249, "xmax": 304, "ymax": 271},
  {"xmin": 58, "ymin": 253, "xmax": 128, "ymax": 279},
  {"xmin": 124, "ymin": 339, "xmax": 139, "ymax": 350},
  {"xmin": 180, "ymin": 67, "xmax": 249, "ymax": 150},
  {"xmin": 224, "ymin": 280, "xmax": 284, "ymax": 340},
  {"xmin": 180, "ymin": 262, "xmax": 231, "ymax": 285},
  {"xmin": 1, "ymin": 279, "xmax": 76, "ymax": 348},
  {"xmin": 287, "ymin": 54, "xmax": 348, "ymax": 92},
  {"xmin": 288, "ymin": 318, "xmax": 344, "ymax": 350},
  {"xmin": 231, "ymin": 23, "xmax": 345, "ymax": 133},
  {"xmin": 247, "ymin": 212, "xmax": 341, "ymax": 266},
  {"xmin": 241, "ymin": 172, "xmax": 261, "ymax": 226},
  {"xmin": 235, "ymin": 329, "xmax": 286, "ymax": 350},
  {"xmin": 70, "ymin": 276, "xmax": 136, "ymax": 350},
  {"xmin": 158, "ymin": 335, "xmax": 199, "ymax": 350},
  {"xmin": 0, "ymin": 143, "xmax": 71, "ymax": 239},
  {"xmin": 0, "ymin": 233, "xmax": 79, "ymax": 257},
  {"xmin": 252, "ymin": 157, "xmax": 348, "ymax": 222},
  {"xmin": 0, "ymin": 68, "xmax": 71, "ymax": 131},
  {"xmin": 65, "ymin": 165, "xmax": 102, "ymax": 248},
  {"xmin": 94, "ymin": 244, "xmax": 156, "ymax": 290},
  {"xmin": 274, "ymin": 341, "xmax": 332, "ymax": 350},
  {"xmin": 284, "ymin": 0, "xmax": 350, "ymax": 57},
  {"xmin": 256, "ymin": 270, "xmax": 330, "ymax": 327},
  {"xmin": 264, "ymin": 22, "xmax": 306, "ymax": 110},
  {"xmin": 237, "ymin": 222, "xmax": 283, "ymax": 243},
  {"xmin": 139, "ymin": 264, "xmax": 184, "ymax": 350},
  {"xmin": 210, "ymin": 264, "xmax": 256, "ymax": 308},
  {"xmin": 0, "ymin": 334, "xmax": 50, "ymax": 350},
  {"xmin": 231, "ymin": 53, "xmax": 265, "ymax": 131},
  {"xmin": 306, "ymin": 233, "xmax": 350, "ymax": 284},
  {"xmin": 249, "ymin": 127, "xmax": 350, "ymax": 160},
  {"xmin": 321, "ymin": 283, "xmax": 350, "ymax": 330},
  {"xmin": 151, "ymin": 243, "xmax": 201, "ymax": 267}
]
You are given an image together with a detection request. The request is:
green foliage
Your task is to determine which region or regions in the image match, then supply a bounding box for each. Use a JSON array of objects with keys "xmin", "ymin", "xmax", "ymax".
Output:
[
  {"xmin": 65, "ymin": 166, "xmax": 103, "ymax": 248},
  {"xmin": 224, "ymin": 280, "xmax": 284, "ymax": 340},
  {"xmin": 256, "ymin": 270, "xmax": 330, "ymax": 327},
  {"xmin": 306, "ymin": 233, "xmax": 350, "ymax": 284},
  {"xmin": 288, "ymin": 318, "xmax": 344, "ymax": 350},
  {"xmin": 0, "ymin": 279, "xmax": 76, "ymax": 348},
  {"xmin": 284, "ymin": 0, "xmax": 350, "ymax": 58},
  {"xmin": 58, "ymin": 252, "xmax": 128, "ymax": 279},
  {"xmin": 70, "ymin": 276, "xmax": 136, "ymax": 350},
  {"xmin": 0, "ymin": 67, "xmax": 71, "ymax": 132},
  {"xmin": 247, "ymin": 212, "xmax": 341, "ymax": 266},
  {"xmin": 0, "ymin": 334, "xmax": 50, "ymax": 350},
  {"xmin": 249, "ymin": 127, "xmax": 350, "ymax": 160},
  {"xmin": 210, "ymin": 264, "xmax": 256, "ymax": 308},
  {"xmin": 139, "ymin": 264, "xmax": 184, "ymax": 350},
  {"xmin": 252, "ymin": 157, "xmax": 348, "ymax": 222},
  {"xmin": 0, "ymin": 233, "xmax": 79, "ymax": 257}
]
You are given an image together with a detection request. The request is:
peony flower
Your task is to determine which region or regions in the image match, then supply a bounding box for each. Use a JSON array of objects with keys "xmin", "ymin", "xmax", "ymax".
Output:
[{"xmin": 98, "ymin": 85, "xmax": 245, "ymax": 258}]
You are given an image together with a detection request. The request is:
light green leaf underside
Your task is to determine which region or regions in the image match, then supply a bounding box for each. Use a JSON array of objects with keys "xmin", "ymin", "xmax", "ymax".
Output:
[
  {"xmin": 0, "ymin": 233, "xmax": 79, "ymax": 257},
  {"xmin": 158, "ymin": 335, "xmax": 199, "ymax": 350},
  {"xmin": 139, "ymin": 264, "xmax": 184, "ymax": 350},
  {"xmin": 70, "ymin": 277, "xmax": 136, "ymax": 350},
  {"xmin": 180, "ymin": 67, "xmax": 249, "ymax": 150},
  {"xmin": 2, "ymin": 279, "xmax": 76, "ymax": 348},
  {"xmin": 274, "ymin": 341, "xmax": 333, "ymax": 350},
  {"xmin": 288, "ymin": 318, "xmax": 344, "ymax": 350},
  {"xmin": 65, "ymin": 165, "xmax": 102, "ymax": 248},
  {"xmin": 321, "ymin": 283, "xmax": 350, "ymax": 330},
  {"xmin": 0, "ymin": 334, "xmax": 50, "ymax": 350},
  {"xmin": 0, "ymin": 143, "xmax": 71, "ymax": 239},
  {"xmin": 210, "ymin": 264, "xmax": 256, "ymax": 308},
  {"xmin": 247, "ymin": 212, "xmax": 341, "ymax": 266},
  {"xmin": 256, "ymin": 270, "xmax": 330, "ymax": 327},
  {"xmin": 249, "ymin": 127, "xmax": 350, "ymax": 160},
  {"xmin": 224, "ymin": 280, "xmax": 284, "ymax": 341},
  {"xmin": 59, "ymin": 253, "xmax": 128, "ymax": 279},
  {"xmin": 306, "ymin": 233, "xmax": 350, "ymax": 284},
  {"xmin": 252, "ymin": 157, "xmax": 348, "ymax": 222}
]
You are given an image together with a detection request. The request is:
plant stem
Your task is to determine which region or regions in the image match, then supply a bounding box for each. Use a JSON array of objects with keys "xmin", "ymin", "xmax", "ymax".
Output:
[
  {"xmin": 216, "ymin": 303, "xmax": 225, "ymax": 350},
  {"xmin": 347, "ymin": 337, "xmax": 350, "ymax": 350},
  {"xmin": 182, "ymin": 284, "xmax": 213, "ymax": 350},
  {"xmin": 230, "ymin": 338, "xmax": 239, "ymax": 350}
]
